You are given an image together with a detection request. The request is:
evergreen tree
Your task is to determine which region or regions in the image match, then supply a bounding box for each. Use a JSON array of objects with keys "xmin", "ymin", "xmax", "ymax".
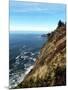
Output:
[{"xmin": 58, "ymin": 20, "xmax": 64, "ymax": 27}]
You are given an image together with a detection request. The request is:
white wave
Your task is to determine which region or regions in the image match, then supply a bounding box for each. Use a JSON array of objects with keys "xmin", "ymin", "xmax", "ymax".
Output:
[
  {"xmin": 16, "ymin": 55, "xmax": 20, "ymax": 59},
  {"xmin": 25, "ymin": 65, "xmax": 34, "ymax": 75},
  {"xmin": 33, "ymin": 58, "xmax": 36, "ymax": 61},
  {"xmin": 9, "ymin": 65, "xmax": 34, "ymax": 88},
  {"xmin": 31, "ymin": 52, "xmax": 35, "ymax": 56},
  {"xmin": 23, "ymin": 56, "xmax": 29, "ymax": 60}
]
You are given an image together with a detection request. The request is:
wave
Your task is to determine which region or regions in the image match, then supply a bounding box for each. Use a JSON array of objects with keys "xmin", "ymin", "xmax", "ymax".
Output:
[{"xmin": 9, "ymin": 65, "xmax": 34, "ymax": 88}]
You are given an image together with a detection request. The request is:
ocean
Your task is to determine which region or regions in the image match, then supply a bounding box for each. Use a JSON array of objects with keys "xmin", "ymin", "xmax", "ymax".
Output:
[{"xmin": 9, "ymin": 32, "xmax": 48, "ymax": 88}]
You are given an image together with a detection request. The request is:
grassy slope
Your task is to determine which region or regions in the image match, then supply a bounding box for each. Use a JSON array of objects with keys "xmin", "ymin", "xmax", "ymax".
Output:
[{"xmin": 16, "ymin": 23, "xmax": 66, "ymax": 88}]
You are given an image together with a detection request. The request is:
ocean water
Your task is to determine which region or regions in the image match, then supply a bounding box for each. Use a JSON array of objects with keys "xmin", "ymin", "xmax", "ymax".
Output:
[{"xmin": 9, "ymin": 32, "xmax": 48, "ymax": 88}]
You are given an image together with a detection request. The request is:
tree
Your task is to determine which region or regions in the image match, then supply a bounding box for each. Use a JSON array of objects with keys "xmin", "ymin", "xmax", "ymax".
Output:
[{"xmin": 58, "ymin": 20, "xmax": 64, "ymax": 27}]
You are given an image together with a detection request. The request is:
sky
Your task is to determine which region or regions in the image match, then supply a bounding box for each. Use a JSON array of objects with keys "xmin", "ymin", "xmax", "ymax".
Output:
[{"xmin": 10, "ymin": 0, "xmax": 66, "ymax": 33}]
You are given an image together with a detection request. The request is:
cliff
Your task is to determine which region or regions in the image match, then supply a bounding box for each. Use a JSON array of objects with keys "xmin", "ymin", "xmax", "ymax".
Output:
[{"xmin": 16, "ymin": 21, "xmax": 66, "ymax": 88}]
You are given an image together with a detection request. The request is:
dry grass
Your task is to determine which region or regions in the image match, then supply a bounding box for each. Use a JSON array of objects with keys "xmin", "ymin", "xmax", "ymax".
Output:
[{"xmin": 16, "ymin": 23, "xmax": 66, "ymax": 88}]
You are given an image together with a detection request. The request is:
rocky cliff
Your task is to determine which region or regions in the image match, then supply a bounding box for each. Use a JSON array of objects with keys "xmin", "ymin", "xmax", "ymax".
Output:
[{"xmin": 16, "ymin": 21, "xmax": 66, "ymax": 88}]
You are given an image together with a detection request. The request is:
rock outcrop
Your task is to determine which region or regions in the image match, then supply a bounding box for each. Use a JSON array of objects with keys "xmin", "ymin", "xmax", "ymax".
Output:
[{"xmin": 16, "ymin": 21, "xmax": 66, "ymax": 88}]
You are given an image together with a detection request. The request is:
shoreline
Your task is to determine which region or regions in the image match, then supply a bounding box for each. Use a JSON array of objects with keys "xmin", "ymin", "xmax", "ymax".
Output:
[{"xmin": 9, "ymin": 65, "xmax": 34, "ymax": 88}]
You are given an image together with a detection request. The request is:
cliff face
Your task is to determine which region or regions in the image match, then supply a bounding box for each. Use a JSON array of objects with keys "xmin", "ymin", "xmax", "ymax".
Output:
[{"xmin": 17, "ymin": 22, "xmax": 66, "ymax": 88}]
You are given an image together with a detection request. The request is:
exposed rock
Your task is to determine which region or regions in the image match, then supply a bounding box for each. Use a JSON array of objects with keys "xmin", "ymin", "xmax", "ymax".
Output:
[{"xmin": 41, "ymin": 34, "xmax": 47, "ymax": 37}]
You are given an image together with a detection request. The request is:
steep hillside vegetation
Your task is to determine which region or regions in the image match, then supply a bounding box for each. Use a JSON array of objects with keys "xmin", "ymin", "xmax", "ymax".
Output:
[{"xmin": 16, "ymin": 21, "xmax": 66, "ymax": 88}]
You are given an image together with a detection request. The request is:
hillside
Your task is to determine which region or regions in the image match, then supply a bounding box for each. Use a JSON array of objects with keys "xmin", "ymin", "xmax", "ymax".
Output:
[{"xmin": 16, "ymin": 21, "xmax": 66, "ymax": 88}]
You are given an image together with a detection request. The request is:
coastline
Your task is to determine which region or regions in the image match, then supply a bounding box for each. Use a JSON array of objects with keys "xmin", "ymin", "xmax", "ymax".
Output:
[
  {"xmin": 16, "ymin": 22, "xmax": 66, "ymax": 88},
  {"xmin": 9, "ymin": 65, "xmax": 34, "ymax": 88}
]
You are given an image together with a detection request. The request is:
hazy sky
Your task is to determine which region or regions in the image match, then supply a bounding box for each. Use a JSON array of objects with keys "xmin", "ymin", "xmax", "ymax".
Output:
[{"xmin": 10, "ymin": 0, "xmax": 66, "ymax": 33}]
